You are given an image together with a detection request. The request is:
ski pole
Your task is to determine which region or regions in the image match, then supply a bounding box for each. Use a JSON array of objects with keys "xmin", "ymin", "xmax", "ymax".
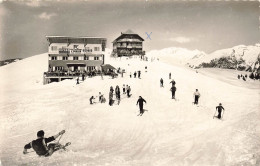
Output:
[{"xmin": 213, "ymin": 110, "xmax": 217, "ymax": 119}]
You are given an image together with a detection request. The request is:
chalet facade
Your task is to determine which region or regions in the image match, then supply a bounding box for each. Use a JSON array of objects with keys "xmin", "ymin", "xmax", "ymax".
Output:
[
  {"xmin": 112, "ymin": 30, "xmax": 145, "ymax": 57},
  {"xmin": 43, "ymin": 36, "xmax": 107, "ymax": 84},
  {"xmin": 47, "ymin": 36, "xmax": 106, "ymax": 72}
]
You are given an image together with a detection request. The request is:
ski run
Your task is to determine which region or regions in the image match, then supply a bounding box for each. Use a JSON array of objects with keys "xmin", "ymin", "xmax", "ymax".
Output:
[{"xmin": 0, "ymin": 52, "xmax": 259, "ymax": 166}]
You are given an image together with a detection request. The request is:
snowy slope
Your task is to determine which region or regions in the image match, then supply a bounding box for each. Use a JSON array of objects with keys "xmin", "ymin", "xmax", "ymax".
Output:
[
  {"xmin": 146, "ymin": 47, "xmax": 206, "ymax": 65},
  {"xmin": 0, "ymin": 51, "xmax": 259, "ymax": 166},
  {"xmin": 188, "ymin": 44, "xmax": 260, "ymax": 68}
]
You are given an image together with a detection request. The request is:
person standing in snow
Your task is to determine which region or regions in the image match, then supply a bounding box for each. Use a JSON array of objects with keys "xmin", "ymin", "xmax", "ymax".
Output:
[
  {"xmin": 170, "ymin": 79, "xmax": 176, "ymax": 86},
  {"xmin": 193, "ymin": 89, "xmax": 200, "ymax": 105},
  {"xmin": 115, "ymin": 85, "xmax": 121, "ymax": 104},
  {"xmin": 23, "ymin": 130, "xmax": 65, "ymax": 156},
  {"xmin": 138, "ymin": 71, "xmax": 141, "ymax": 78},
  {"xmin": 134, "ymin": 72, "xmax": 137, "ymax": 78},
  {"xmin": 109, "ymin": 90, "xmax": 113, "ymax": 106},
  {"xmin": 123, "ymin": 84, "xmax": 126, "ymax": 94},
  {"xmin": 169, "ymin": 73, "xmax": 171, "ymax": 79},
  {"xmin": 170, "ymin": 85, "xmax": 177, "ymax": 99},
  {"xmin": 130, "ymin": 72, "xmax": 132, "ymax": 78},
  {"xmin": 136, "ymin": 96, "xmax": 147, "ymax": 116},
  {"xmin": 76, "ymin": 77, "xmax": 79, "ymax": 85},
  {"xmin": 127, "ymin": 85, "xmax": 131, "ymax": 98},
  {"xmin": 215, "ymin": 103, "xmax": 225, "ymax": 119},
  {"xmin": 99, "ymin": 92, "xmax": 102, "ymax": 102},
  {"xmin": 90, "ymin": 96, "xmax": 95, "ymax": 104},
  {"xmin": 82, "ymin": 73, "xmax": 85, "ymax": 81},
  {"xmin": 160, "ymin": 78, "xmax": 164, "ymax": 87}
]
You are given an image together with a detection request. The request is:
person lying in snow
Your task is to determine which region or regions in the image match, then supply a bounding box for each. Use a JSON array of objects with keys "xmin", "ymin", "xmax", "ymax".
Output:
[{"xmin": 23, "ymin": 130, "xmax": 65, "ymax": 157}]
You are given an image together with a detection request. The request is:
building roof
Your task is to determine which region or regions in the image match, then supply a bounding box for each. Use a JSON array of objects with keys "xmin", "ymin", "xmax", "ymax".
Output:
[
  {"xmin": 112, "ymin": 29, "xmax": 144, "ymax": 43},
  {"xmin": 46, "ymin": 36, "xmax": 106, "ymax": 39},
  {"xmin": 101, "ymin": 64, "xmax": 116, "ymax": 70}
]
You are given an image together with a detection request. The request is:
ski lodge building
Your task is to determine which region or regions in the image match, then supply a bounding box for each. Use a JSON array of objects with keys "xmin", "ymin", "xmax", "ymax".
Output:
[
  {"xmin": 112, "ymin": 30, "xmax": 145, "ymax": 58},
  {"xmin": 43, "ymin": 36, "xmax": 107, "ymax": 84}
]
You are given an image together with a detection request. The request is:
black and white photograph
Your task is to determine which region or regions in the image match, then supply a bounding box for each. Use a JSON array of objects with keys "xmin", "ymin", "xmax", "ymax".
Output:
[{"xmin": 0, "ymin": 0, "xmax": 259, "ymax": 165}]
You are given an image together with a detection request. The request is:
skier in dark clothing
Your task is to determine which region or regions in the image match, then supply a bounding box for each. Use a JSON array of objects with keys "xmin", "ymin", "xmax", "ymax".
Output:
[
  {"xmin": 136, "ymin": 96, "xmax": 147, "ymax": 116},
  {"xmin": 23, "ymin": 130, "xmax": 65, "ymax": 156},
  {"xmin": 216, "ymin": 103, "xmax": 225, "ymax": 119},
  {"xmin": 138, "ymin": 71, "xmax": 141, "ymax": 78},
  {"xmin": 237, "ymin": 75, "xmax": 240, "ymax": 79},
  {"xmin": 169, "ymin": 73, "xmax": 171, "ymax": 79},
  {"xmin": 109, "ymin": 91, "xmax": 113, "ymax": 106},
  {"xmin": 170, "ymin": 85, "xmax": 176, "ymax": 99},
  {"xmin": 127, "ymin": 85, "xmax": 131, "ymax": 97},
  {"xmin": 76, "ymin": 77, "xmax": 79, "ymax": 84},
  {"xmin": 134, "ymin": 72, "xmax": 137, "ymax": 78},
  {"xmin": 90, "ymin": 96, "xmax": 95, "ymax": 104},
  {"xmin": 115, "ymin": 85, "xmax": 121, "ymax": 104},
  {"xmin": 123, "ymin": 84, "xmax": 126, "ymax": 94},
  {"xmin": 82, "ymin": 74, "xmax": 85, "ymax": 81},
  {"xmin": 160, "ymin": 78, "xmax": 164, "ymax": 87}
]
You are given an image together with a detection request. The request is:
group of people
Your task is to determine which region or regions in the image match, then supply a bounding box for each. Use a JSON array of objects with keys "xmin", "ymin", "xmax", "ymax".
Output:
[
  {"xmin": 108, "ymin": 85, "xmax": 132, "ymax": 106},
  {"xmin": 89, "ymin": 92, "xmax": 106, "ymax": 104},
  {"xmin": 130, "ymin": 71, "xmax": 141, "ymax": 79},
  {"xmin": 237, "ymin": 74, "xmax": 247, "ymax": 81}
]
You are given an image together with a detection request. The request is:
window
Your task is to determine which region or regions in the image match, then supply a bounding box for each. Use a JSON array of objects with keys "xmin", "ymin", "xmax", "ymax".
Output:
[
  {"xmin": 55, "ymin": 66, "xmax": 64, "ymax": 71},
  {"xmin": 87, "ymin": 66, "xmax": 96, "ymax": 71},
  {"xmin": 51, "ymin": 46, "xmax": 57, "ymax": 51},
  {"xmin": 73, "ymin": 56, "xmax": 78, "ymax": 60},
  {"xmin": 94, "ymin": 57, "xmax": 99, "ymax": 60},
  {"xmin": 63, "ymin": 56, "xmax": 68, "ymax": 60},
  {"xmin": 84, "ymin": 56, "xmax": 89, "ymax": 60},
  {"xmin": 94, "ymin": 47, "xmax": 100, "ymax": 51},
  {"xmin": 51, "ymin": 56, "xmax": 57, "ymax": 60}
]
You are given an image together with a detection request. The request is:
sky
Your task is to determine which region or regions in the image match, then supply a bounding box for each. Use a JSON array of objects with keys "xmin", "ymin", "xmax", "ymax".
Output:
[{"xmin": 0, "ymin": 0, "xmax": 259, "ymax": 60}]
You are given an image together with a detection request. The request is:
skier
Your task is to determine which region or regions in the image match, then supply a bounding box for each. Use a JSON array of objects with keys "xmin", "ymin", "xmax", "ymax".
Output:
[
  {"xmin": 115, "ymin": 85, "xmax": 121, "ymax": 104},
  {"xmin": 215, "ymin": 103, "xmax": 225, "ymax": 119},
  {"xmin": 160, "ymin": 78, "xmax": 164, "ymax": 87},
  {"xmin": 237, "ymin": 75, "xmax": 240, "ymax": 79},
  {"xmin": 170, "ymin": 85, "xmax": 177, "ymax": 99},
  {"xmin": 23, "ymin": 130, "xmax": 66, "ymax": 156},
  {"xmin": 130, "ymin": 72, "xmax": 132, "ymax": 78},
  {"xmin": 138, "ymin": 71, "xmax": 141, "ymax": 78},
  {"xmin": 99, "ymin": 92, "xmax": 102, "ymax": 102},
  {"xmin": 127, "ymin": 85, "xmax": 131, "ymax": 98},
  {"xmin": 123, "ymin": 84, "xmax": 126, "ymax": 94},
  {"xmin": 82, "ymin": 73, "xmax": 85, "ymax": 81},
  {"xmin": 109, "ymin": 90, "xmax": 113, "ymax": 106},
  {"xmin": 136, "ymin": 96, "xmax": 147, "ymax": 116},
  {"xmin": 193, "ymin": 89, "xmax": 200, "ymax": 105},
  {"xmin": 134, "ymin": 72, "xmax": 137, "ymax": 78},
  {"xmin": 170, "ymin": 79, "xmax": 176, "ymax": 86},
  {"xmin": 76, "ymin": 77, "xmax": 79, "ymax": 85},
  {"xmin": 90, "ymin": 96, "xmax": 95, "ymax": 104},
  {"xmin": 169, "ymin": 73, "xmax": 171, "ymax": 79}
]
